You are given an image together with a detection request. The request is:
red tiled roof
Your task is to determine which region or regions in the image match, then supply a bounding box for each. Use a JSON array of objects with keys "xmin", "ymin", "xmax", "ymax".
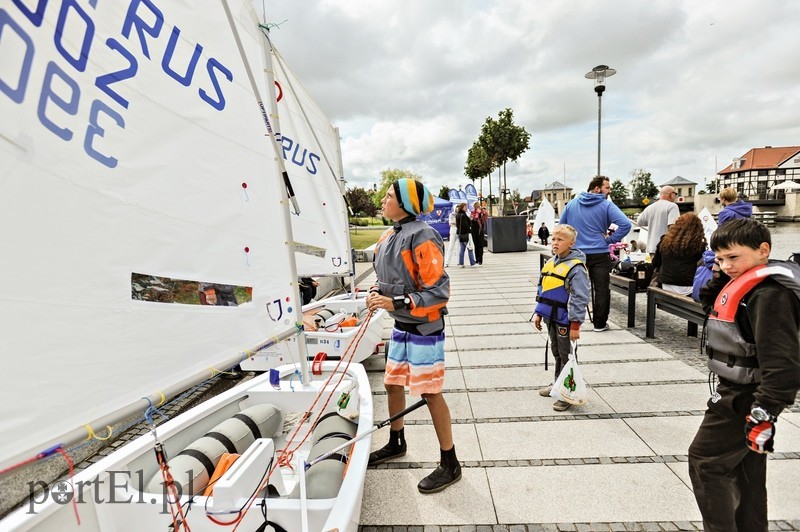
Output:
[{"xmin": 719, "ymin": 146, "xmax": 800, "ymax": 174}]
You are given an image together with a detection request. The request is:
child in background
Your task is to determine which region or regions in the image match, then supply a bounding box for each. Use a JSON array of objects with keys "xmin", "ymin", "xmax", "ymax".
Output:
[{"xmin": 533, "ymin": 224, "xmax": 591, "ymax": 411}]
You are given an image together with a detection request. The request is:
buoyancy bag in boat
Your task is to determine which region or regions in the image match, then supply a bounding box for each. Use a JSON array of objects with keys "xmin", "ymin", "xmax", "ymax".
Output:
[{"xmin": 146, "ymin": 403, "xmax": 282, "ymax": 495}]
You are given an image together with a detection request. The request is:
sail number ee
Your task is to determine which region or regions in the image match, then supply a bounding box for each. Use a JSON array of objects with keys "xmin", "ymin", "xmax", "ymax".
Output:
[{"xmin": 2, "ymin": 0, "xmax": 234, "ymax": 168}]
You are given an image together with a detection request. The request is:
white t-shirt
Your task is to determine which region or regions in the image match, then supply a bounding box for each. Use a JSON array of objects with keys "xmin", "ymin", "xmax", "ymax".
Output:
[{"xmin": 637, "ymin": 200, "xmax": 679, "ymax": 253}]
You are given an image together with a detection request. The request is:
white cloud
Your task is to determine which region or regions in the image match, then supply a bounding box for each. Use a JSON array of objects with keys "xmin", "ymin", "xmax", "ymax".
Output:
[{"xmin": 266, "ymin": 0, "xmax": 800, "ymax": 195}]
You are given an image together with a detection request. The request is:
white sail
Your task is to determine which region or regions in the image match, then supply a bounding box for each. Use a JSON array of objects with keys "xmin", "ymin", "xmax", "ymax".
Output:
[
  {"xmin": 0, "ymin": 1, "xmax": 299, "ymax": 468},
  {"xmin": 263, "ymin": 34, "xmax": 352, "ymax": 277},
  {"xmin": 698, "ymin": 207, "xmax": 718, "ymax": 245},
  {"xmin": 533, "ymin": 198, "xmax": 556, "ymax": 233}
]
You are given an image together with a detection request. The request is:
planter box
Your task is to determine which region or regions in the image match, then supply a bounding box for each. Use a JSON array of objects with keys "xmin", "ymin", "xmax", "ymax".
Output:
[{"xmin": 487, "ymin": 216, "xmax": 527, "ymax": 253}]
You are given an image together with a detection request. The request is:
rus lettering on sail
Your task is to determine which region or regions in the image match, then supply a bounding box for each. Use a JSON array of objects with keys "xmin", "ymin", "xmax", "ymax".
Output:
[
  {"xmin": 1, "ymin": 0, "xmax": 234, "ymax": 168},
  {"xmin": 276, "ymin": 133, "xmax": 322, "ymax": 175}
]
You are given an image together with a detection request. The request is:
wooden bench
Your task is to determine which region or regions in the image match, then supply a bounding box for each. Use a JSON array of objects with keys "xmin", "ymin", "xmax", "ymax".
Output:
[
  {"xmin": 538, "ymin": 253, "xmax": 637, "ymax": 328},
  {"xmin": 646, "ymin": 286, "xmax": 706, "ymax": 338}
]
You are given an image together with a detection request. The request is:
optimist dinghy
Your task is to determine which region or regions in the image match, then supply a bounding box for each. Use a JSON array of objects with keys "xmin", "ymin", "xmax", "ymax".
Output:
[{"xmin": 0, "ymin": 2, "xmax": 373, "ymax": 530}]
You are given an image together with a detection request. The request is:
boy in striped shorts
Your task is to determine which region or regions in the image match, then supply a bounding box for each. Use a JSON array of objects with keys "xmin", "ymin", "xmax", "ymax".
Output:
[{"xmin": 366, "ymin": 178, "xmax": 461, "ymax": 494}]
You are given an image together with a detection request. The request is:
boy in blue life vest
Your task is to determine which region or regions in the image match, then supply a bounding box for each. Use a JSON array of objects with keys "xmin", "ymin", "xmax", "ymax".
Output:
[
  {"xmin": 689, "ymin": 218, "xmax": 800, "ymax": 532},
  {"xmin": 533, "ymin": 224, "xmax": 591, "ymax": 411}
]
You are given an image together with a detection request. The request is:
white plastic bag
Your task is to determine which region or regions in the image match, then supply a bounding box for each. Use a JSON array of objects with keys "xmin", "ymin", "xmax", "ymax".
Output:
[
  {"xmin": 467, "ymin": 234, "xmax": 475, "ymax": 251},
  {"xmin": 550, "ymin": 341, "xmax": 589, "ymax": 405}
]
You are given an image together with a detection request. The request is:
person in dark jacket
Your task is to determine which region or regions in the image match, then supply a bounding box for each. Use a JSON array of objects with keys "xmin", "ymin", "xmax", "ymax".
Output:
[
  {"xmin": 718, "ymin": 187, "xmax": 752, "ymax": 226},
  {"xmin": 470, "ymin": 201, "xmax": 487, "ymax": 265},
  {"xmin": 689, "ymin": 218, "xmax": 800, "ymax": 532},
  {"xmin": 537, "ymin": 223, "xmax": 550, "ymax": 245},
  {"xmin": 455, "ymin": 202, "xmax": 476, "ymax": 267},
  {"xmin": 651, "ymin": 213, "xmax": 706, "ymax": 296}
]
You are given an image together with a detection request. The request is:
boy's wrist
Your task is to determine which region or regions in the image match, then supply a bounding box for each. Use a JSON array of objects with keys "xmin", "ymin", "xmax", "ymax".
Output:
[{"xmin": 569, "ymin": 321, "xmax": 581, "ymax": 331}]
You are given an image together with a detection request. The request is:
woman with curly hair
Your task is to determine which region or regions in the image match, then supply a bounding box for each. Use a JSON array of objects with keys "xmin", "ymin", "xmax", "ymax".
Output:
[{"xmin": 652, "ymin": 213, "xmax": 706, "ymax": 296}]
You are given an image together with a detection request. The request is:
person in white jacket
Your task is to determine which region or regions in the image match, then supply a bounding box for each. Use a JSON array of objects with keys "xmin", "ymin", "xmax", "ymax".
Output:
[{"xmin": 444, "ymin": 207, "xmax": 458, "ymax": 267}]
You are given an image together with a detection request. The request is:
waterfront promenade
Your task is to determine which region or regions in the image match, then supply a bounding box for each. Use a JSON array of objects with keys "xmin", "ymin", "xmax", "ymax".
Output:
[{"xmin": 355, "ymin": 247, "xmax": 800, "ymax": 531}]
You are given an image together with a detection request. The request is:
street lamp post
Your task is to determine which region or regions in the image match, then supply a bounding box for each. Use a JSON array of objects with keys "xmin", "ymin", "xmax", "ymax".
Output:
[{"xmin": 585, "ymin": 65, "xmax": 616, "ymax": 177}]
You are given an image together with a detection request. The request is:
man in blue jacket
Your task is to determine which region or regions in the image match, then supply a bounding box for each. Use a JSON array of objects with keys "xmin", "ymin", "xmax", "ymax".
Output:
[{"xmin": 560, "ymin": 176, "xmax": 631, "ymax": 331}]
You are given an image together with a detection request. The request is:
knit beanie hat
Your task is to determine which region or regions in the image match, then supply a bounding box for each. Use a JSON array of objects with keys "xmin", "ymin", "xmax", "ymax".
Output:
[{"xmin": 393, "ymin": 178, "xmax": 434, "ymax": 216}]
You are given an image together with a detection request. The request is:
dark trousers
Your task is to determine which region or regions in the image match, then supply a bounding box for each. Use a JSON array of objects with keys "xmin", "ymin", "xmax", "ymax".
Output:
[
  {"xmin": 688, "ymin": 384, "xmax": 766, "ymax": 532},
  {"xmin": 585, "ymin": 253, "xmax": 611, "ymax": 328},
  {"xmin": 545, "ymin": 319, "xmax": 570, "ymax": 379},
  {"xmin": 471, "ymin": 226, "xmax": 484, "ymax": 264}
]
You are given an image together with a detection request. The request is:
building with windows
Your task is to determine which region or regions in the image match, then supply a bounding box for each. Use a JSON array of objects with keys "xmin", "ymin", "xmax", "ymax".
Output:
[
  {"xmin": 540, "ymin": 181, "xmax": 573, "ymax": 215},
  {"xmin": 718, "ymin": 145, "xmax": 800, "ymax": 200},
  {"xmin": 658, "ymin": 176, "xmax": 696, "ymax": 200}
]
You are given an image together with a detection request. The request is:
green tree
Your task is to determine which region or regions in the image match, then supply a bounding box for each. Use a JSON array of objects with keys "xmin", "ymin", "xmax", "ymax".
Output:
[
  {"xmin": 508, "ymin": 189, "xmax": 523, "ymax": 214},
  {"xmin": 345, "ymin": 186, "xmax": 378, "ymax": 218},
  {"xmin": 373, "ymin": 168, "xmax": 423, "ymax": 210},
  {"xmin": 464, "ymin": 142, "xmax": 494, "ymax": 199},
  {"xmin": 705, "ymin": 178, "xmax": 719, "ymax": 194},
  {"xmin": 478, "ymin": 108, "xmax": 531, "ymax": 215},
  {"xmin": 609, "ymin": 179, "xmax": 628, "ymax": 205},
  {"xmin": 438, "ymin": 186, "xmax": 450, "ymax": 200},
  {"xmin": 629, "ymin": 169, "xmax": 657, "ymax": 202}
]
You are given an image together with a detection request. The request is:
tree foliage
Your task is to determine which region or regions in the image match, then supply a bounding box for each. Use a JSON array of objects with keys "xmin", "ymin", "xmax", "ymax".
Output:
[
  {"xmin": 705, "ymin": 178, "xmax": 719, "ymax": 194},
  {"xmin": 629, "ymin": 169, "xmax": 658, "ymax": 202},
  {"xmin": 438, "ymin": 186, "xmax": 450, "ymax": 200},
  {"xmin": 464, "ymin": 142, "xmax": 493, "ymax": 182},
  {"xmin": 476, "ymin": 109, "xmax": 531, "ymax": 214},
  {"xmin": 346, "ymin": 186, "xmax": 378, "ymax": 217},
  {"xmin": 609, "ymin": 179, "xmax": 628, "ymax": 205},
  {"xmin": 373, "ymin": 168, "xmax": 423, "ymax": 209}
]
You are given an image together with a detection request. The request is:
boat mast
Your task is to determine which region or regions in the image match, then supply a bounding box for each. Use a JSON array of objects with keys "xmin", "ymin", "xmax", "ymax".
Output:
[{"xmin": 221, "ymin": 0, "xmax": 311, "ymax": 384}]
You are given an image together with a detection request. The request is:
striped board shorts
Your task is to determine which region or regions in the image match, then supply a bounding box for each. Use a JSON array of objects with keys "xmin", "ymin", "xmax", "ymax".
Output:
[{"xmin": 384, "ymin": 326, "xmax": 446, "ymax": 396}]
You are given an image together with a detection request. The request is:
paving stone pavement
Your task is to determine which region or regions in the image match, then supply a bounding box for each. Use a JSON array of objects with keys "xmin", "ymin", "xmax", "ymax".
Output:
[{"xmin": 356, "ymin": 248, "xmax": 800, "ymax": 531}]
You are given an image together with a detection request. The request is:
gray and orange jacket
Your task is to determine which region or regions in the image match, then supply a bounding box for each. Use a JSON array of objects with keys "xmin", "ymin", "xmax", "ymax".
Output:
[{"xmin": 373, "ymin": 219, "xmax": 450, "ymax": 335}]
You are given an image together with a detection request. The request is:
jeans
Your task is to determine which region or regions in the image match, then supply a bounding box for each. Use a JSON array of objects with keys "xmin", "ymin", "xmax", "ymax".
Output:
[
  {"xmin": 585, "ymin": 253, "xmax": 611, "ymax": 328},
  {"xmin": 458, "ymin": 240, "xmax": 475, "ymax": 266}
]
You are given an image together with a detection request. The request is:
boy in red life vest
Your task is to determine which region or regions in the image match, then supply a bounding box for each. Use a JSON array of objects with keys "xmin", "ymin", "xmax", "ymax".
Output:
[
  {"xmin": 533, "ymin": 224, "xmax": 590, "ymax": 411},
  {"xmin": 689, "ymin": 218, "xmax": 800, "ymax": 532}
]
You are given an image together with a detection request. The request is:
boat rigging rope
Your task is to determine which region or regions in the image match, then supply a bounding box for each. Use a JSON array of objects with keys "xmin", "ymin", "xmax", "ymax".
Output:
[
  {"xmin": 149, "ymin": 417, "xmax": 192, "ymax": 532},
  {"xmin": 224, "ymin": 310, "xmax": 375, "ymax": 531}
]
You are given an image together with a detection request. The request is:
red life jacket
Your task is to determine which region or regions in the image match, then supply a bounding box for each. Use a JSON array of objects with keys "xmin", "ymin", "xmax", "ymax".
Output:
[{"xmin": 706, "ymin": 261, "xmax": 800, "ymax": 384}]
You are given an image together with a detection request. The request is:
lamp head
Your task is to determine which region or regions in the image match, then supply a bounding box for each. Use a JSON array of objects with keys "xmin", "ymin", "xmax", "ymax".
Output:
[{"xmin": 585, "ymin": 64, "xmax": 616, "ymax": 88}]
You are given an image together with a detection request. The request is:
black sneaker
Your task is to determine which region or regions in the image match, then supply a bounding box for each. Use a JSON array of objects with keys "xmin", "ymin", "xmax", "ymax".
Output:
[
  {"xmin": 368, "ymin": 440, "xmax": 407, "ymax": 466},
  {"xmin": 417, "ymin": 462, "xmax": 462, "ymax": 494}
]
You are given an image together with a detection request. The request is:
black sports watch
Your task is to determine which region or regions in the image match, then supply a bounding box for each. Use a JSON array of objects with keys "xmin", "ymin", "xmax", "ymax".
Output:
[
  {"xmin": 392, "ymin": 294, "xmax": 411, "ymax": 310},
  {"xmin": 750, "ymin": 405, "xmax": 775, "ymax": 423}
]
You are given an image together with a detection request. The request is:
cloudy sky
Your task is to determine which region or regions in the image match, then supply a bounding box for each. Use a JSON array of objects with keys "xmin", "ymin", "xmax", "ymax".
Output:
[{"xmin": 265, "ymin": 0, "xmax": 800, "ymax": 198}]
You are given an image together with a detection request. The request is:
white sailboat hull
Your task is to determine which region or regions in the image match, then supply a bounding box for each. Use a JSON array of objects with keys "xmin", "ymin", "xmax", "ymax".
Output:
[
  {"xmin": 242, "ymin": 296, "xmax": 386, "ymax": 370},
  {"xmin": 4, "ymin": 363, "xmax": 373, "ymax": 532}
]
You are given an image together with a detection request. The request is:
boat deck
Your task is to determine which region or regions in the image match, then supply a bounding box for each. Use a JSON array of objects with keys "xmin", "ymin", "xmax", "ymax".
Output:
[{"xmin": 354, "ymin": 247, "xmax": 800, "ymax": 531}]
